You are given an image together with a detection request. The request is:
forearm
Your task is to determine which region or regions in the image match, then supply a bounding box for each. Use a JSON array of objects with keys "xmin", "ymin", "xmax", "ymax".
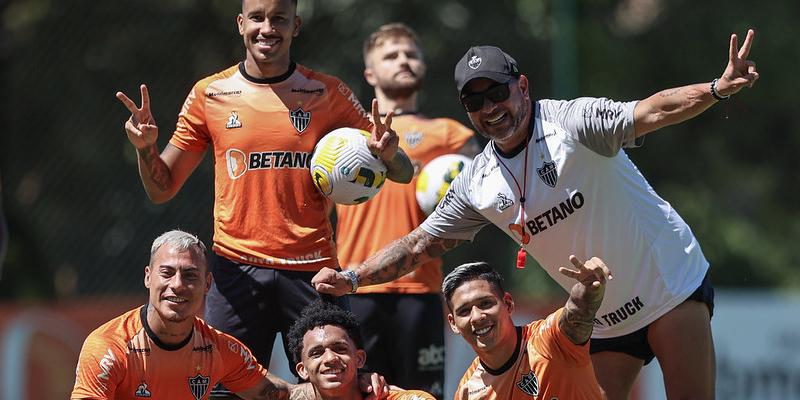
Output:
[
  {"xmin": 136, "ymin": 145, "xmax": 175, "ymax": 203},
  {"xmin": 634, "ymin": 82, "xmax": 718, "ymax": 137},
  {"xmin": 384, "ymin": 149, "xmax": 413, "ymax": 183},
  {"xmin": 559, "ymin": 284, "xmax": 604, "ymax": 345},
  {"xmin": 355, "ymin": 227, "xmax": 463, "ymax": 286},
  {"xmin": 240, "ymin": 376, "xmax": 314, "ymax": 400}
]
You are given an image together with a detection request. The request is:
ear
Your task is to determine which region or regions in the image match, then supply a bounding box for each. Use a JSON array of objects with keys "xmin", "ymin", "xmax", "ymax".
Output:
[
  {"xmin": 355, "ymin": 349, "xmax": 367, "ymax": 368},
  {"xmin": 503, "ymin": 292, "xmax": 514, "ymax": 314},
  {"xmin": 364, "ymin": 67, "xmax": 377, "ymax": 87},
  {"xmin": 204, "ymin": 272, "xmax": 212, "ymax": 294},
  {"xmin": 447, "ymin": 313, "xmax": 460, "ymax": 334},
  {"xmin": 292, "ymin": 15, "xmax": 302, "ymax": 37},
  {"xmin": 296, "ymin": 361, "xmax": 309, "ymax": 381},
  {"xmin": 237, "ymin": 14, "xmax": 245, "ymax": 36},
  {"xmin": 144, "ymin": 266, "xmax": 151, "ymax": 289},
  {"xmin": 518, "ymin": 74, "xmax": 529, "ymax": 97}
]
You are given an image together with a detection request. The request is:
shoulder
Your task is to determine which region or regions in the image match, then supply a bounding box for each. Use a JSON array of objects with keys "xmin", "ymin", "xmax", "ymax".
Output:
[
  {"xmin": 295, "ymin": 64, "xmax": 349, "ymax": 93},
  {"xmin": 388, "ymin": 389, "xmax": 437, "ymax": 400},
  {"xmin": 87, "ymin": 307, "xmax": 142, "ymax": 345},
  {"xmin": 194, "ymin": 64, "xmax": 240, "ymax": 92}
]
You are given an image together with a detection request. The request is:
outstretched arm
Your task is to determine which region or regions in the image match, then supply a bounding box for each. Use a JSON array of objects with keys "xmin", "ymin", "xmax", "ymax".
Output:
[
  {"xmin": 368, "ymin": 98, "xmax": 414, "ymax": 183},
  {"xmin": 116, "ymin": 84, "xmax": 204, "ymax": 203},
  {"xmin": 313, "ymin": 227, "xmax": 464, "ymax": 295},
  {"xmin": 557, "ymin": 256, "xmax": 612, "ymax": 345},
  {"xmin": 633, "ymin": 29, "xmax": 759, "ymax": 137}
]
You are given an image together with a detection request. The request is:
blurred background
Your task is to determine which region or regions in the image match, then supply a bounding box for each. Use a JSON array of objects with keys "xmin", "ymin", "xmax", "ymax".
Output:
[{"xmin": 1, "ymin": 0, "xmax": 798, "ymax": 399}]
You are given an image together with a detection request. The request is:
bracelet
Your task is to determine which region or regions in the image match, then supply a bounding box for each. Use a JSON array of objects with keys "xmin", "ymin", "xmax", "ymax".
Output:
[
  {"xmin": 710, "ymin": 78, "xmax": 730, "ymax": 101},
  {"xmin": 341, "ymin": 270, "xmax": 359, "ymax": 294}
]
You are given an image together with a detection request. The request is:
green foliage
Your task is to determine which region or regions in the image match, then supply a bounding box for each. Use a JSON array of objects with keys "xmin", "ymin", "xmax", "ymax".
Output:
[{"xmin": 1, "ymin": 0, "xmax": 797, "ymax": 300}]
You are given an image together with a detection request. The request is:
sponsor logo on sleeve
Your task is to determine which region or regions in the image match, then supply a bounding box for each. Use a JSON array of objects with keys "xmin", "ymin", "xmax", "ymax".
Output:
[{"xmin": 97, "ymin": 348, "xmax": 117, "ymax": 381}]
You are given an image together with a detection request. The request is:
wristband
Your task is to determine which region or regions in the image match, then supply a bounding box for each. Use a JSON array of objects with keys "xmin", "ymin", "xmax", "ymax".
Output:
[
  {"xmin": 710, "ymin": 78, "xmax": 730, "ymax": 101},
  {"xmin": 341, "ymin": 270, "xmax": 359, "ymax": 294}
]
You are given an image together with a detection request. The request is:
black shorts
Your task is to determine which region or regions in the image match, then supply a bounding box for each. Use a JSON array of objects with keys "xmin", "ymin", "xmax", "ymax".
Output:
[
  {"xmin": 589, "ymin": 271, "xmax": 714, "ymax": 365},
  {"xmin": 204, "ymin": 254, "xmax": 349, "ymax": 370},
  {"xmin": 349, "ymin": 293, "xmax": 445, "ymax": 398}
]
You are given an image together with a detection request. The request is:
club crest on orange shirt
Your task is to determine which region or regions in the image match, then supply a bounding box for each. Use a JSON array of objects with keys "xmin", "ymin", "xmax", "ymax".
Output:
[
  {"xmin": 188, "ymin": 374, "xmax": 210, "ymax": 400},
  {"xmin": 516, "ymin": 371, "xmax": 539, "ymax": 396},
  {"xmin": 290, "ymin": 107, "xmax": 311, "ymax": 133}
]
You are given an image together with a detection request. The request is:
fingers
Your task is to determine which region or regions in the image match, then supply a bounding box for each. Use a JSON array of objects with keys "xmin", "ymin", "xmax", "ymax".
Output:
[
  {"xmin": 561, "ymin": 255, "xmax": 613, "ymax": 283},
  {"xmin": 383, "ymin": 110, "xmax": 394, "ymax": 131},
  {"xmin": 140, "ymin": 84, "xmax": 151, "ymax": 112},
  {"xmin": 738, "ymin": 29, "xmax": 755, "ymax": 60},
  {"xmin": 116, "ymin": 91, "xmax": 138, "ymax": 113},
  {"xmin": 728, "ymin": 33, "xmax": 738, "ymax": 63},
  {"xmin": 558, "ymin": 266, "xmax": 580, "ymax": 280}
]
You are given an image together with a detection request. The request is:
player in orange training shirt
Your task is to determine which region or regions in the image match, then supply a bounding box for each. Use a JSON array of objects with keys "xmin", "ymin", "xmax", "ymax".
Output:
[
  {"xmin": 114, "ymin": 0, "xmax": 413, "ymax": 383},
  {"xmin": 334, "ymin": 23, "xmax": 476, "ymax": 397},
  {"xmin": 287, "ymin": 300, "xmax": 436, "ymax": 400},
  {"xmin": 72, "ymin": 230, "xmax": 302, "ymax": 399},
  {"xmin": 444, "ymin": 259, "xmax": 610, "ymax": 400}
]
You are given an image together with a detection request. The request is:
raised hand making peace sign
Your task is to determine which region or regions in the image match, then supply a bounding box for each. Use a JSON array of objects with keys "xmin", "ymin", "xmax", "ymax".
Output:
[
  {"xmin": 716, "ymin": 29, "xmax": 760, "ymax": 96},
  {"xmin": 116, "ymin": 84, "xmax": 159, "ymax": 150},
  {"xmin": 366, "ymin": 98, "xmax": 400, "ymax": 163}
]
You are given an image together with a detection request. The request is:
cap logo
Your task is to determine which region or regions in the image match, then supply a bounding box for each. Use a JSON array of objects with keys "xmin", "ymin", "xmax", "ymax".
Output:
[{"xmin": 468, "ymin": 55, "xmax": 482, "ymax": 70}]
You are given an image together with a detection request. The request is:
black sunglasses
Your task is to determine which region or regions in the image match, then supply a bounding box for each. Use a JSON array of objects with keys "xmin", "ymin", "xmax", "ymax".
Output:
[{"xmin": 460, "ymin": 82, "xmax": 511, "ymax": 112}]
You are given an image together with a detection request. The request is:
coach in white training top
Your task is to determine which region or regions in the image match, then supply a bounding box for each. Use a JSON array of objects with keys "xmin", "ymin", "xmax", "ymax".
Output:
[{"xmin": 314, "ymin": 29, "xmax": 759, "ymax": 400}]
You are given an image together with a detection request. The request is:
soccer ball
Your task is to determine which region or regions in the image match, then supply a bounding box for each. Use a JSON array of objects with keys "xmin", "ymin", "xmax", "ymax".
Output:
[
  {"xmin": 310, "ymin": 127, "xmax": 388, "ymax": 205},
  {"xmin": 415, "ymin": 154, "xmax": 473, "ymax": 215}
]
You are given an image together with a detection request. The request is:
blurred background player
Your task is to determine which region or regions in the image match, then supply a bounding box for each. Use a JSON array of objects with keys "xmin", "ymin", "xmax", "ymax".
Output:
[
  {"xmin": 286, "ymin": 299, "xmax": 436, "ymax": 400},
  {"xmin": 444, "ymin": 259, "xmax": 609, "ymax": 400},
  {"xmin": 71, "ymin": 230, "xmax": 308, "ymax": 400},
  {"xmin": 315, "ymin": 30, "xmax": 759, "ymax": 400},
  {"xmin": 334, "ymin": 23, "xmax": 476, "ymax": 397},
  {"xmin": 114, "ymin": 0, "xmax": 413, "ymax": 396}
]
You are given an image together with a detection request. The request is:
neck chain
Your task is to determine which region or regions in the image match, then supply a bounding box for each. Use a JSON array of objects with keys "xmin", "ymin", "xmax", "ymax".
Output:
[{"xmin": 493, "ymin": 137, "xmax": 530, "ymax": 269}]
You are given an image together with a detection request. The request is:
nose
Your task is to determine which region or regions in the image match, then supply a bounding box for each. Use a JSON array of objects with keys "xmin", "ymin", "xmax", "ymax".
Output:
[
  {"xmin": 469, "ymin": 306, "xmax": 484, "ymax": 322},
  {"xmin": 259, "ymin": 20, "xmax": 274, "ymax": 35},
  {"xmin": 321, "ymin": 349, "xmax": 342, "ymax": 366}
]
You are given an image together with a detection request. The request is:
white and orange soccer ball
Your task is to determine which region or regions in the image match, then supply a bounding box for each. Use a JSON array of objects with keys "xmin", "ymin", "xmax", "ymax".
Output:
[
  {"xmin": 310, "ymin": 127, "xmax": 388, "ymax": 205},
  {"xmin": 415, "ymin": 154, "xmax": 473, "ymax": 215}
]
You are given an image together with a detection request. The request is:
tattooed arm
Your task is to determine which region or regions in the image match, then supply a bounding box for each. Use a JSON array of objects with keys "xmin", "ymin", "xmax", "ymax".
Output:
[
  {"xmin": 116, "ymin": 85, "xmax": 204, "ymax": 203},
  {"xmin": 557, "ymin": 256, "xmax": 612, "ymax": 345},
  {"xmin": 633, "ymin": 29, "xmax": 758, "ymax": 138},
  {"xmin": 312, "ymin": 227, "xmax": 465, "ymax": 296}
]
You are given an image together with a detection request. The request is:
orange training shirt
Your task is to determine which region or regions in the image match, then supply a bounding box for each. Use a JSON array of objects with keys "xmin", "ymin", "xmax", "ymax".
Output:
[
  {"xmin": 72, "ymin": 306, "xmax": 268, "ymax": 399},
  {"xmin": 335, "ymin": 114, "xmax": 473, "ymax": 293},
  {"xmin": 455, "ymin": 308, "xmax": 603, "ymax": 400},
  {"xmin": 169, "ymin": 62, "xmax": 372, "ymax": 271}
]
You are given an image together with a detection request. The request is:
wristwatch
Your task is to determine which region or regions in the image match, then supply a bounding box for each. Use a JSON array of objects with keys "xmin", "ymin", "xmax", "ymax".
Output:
[{"xmin": 341, "ymin": 270, "xmax": 359, "ymax": 294}]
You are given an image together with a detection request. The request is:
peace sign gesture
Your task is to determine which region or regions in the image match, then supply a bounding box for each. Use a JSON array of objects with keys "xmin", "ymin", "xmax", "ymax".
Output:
[
  {"xmin": 559, "ymin": 255, "xmax": 612, "ymax": 298},
  {"xmin": 116, "ymin": 84, "xmax": 159, "ymax": 150},
  {"xmin": 717, "ymin": 29, "xmax": 760, "ymax": 96},
  {"xmin": 367, "ymin": 98, "xmax": 400, "ymax": 163}
]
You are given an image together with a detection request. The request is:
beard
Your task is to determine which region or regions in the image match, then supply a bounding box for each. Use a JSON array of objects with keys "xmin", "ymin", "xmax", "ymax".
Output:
[{"xmin": 379, "ymin": 76, "xmax": 423, "ymax": 100}]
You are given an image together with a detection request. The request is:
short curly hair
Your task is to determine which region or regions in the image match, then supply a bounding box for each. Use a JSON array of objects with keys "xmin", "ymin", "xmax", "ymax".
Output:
[{"xmin": 286, "ymin": 299, "xmax": 364, "ymax": 365}]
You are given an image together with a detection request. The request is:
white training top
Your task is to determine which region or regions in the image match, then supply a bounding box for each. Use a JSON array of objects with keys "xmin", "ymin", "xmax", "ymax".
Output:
[{"xmin": 422, "ymin": 98, "xmax": 709, "ymax": 338}]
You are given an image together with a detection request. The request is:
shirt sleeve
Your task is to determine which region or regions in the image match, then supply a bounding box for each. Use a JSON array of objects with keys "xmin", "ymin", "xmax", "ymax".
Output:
[
  {"xmin": 71, "ymin": 334, "xmax": 125, "ymax": 400},
  {"xmin": 388, "ymin": 389, "xmax": 438, "ymax": 400},
  {"xmin": 528, "ymin": 308, "xmax": 592, "ymax": 366},
  {"xmin": 169, "ymin": 83, "xmax": 211, "ymax": 152},
  {"xmin": 538, "ymin": 98, "xmax": 639, "ymax": 157},
  {"xmin": 219, "ymin": 333, "xmax": 270, "ymax": 393},
  {"xmin": 420, "ymin": 155, "xmax": 490, "ymax": 241},
  {"xmin": 330, "ymin": 79, "xmax": 373, "ymax": 132}
]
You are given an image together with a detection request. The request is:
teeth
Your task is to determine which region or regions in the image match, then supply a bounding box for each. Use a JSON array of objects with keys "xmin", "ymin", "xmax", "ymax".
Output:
[
  {"xmin": 165, "ymin": 296, "xmax": 186, "ymax": 303},
  {"xmin": 486, "ymin": 113, "xmax": 505, "ymax": 125},
  {"xmin": 323, "ymin": 369, "xmax": 343, "ymax": 374},
  {"xmin": 257, "ymin": 38, "xmax": 279, "ymax": 46},
  {"xmin": 474, "ymin": 326, "xmax": 491, "ymax": 335}
]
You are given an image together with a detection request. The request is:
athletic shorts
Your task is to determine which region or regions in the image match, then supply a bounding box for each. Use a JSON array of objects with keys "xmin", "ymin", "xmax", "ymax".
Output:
[
  {"xmin": 206, "ymin": 254, "xmax": 348, "ymax": 398},
  {"xmin": 589, "ymin": 271, "xmax": 714, "ymax": 365},
  {"xmin": 349, "ymin": 293, "xmax": 446, "ymax": 398}
]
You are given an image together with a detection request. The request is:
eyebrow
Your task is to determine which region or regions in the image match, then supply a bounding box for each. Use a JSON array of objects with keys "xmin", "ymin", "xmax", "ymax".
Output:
[{"xmin": 454, "ymin": 295, "xmax": 494, "ymax": 314}]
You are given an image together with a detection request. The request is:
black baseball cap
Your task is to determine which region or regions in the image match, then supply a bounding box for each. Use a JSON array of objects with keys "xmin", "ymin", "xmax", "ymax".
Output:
[{"xmin": 454, "ymin": 46, "xmax": 520, "ymax": 94}]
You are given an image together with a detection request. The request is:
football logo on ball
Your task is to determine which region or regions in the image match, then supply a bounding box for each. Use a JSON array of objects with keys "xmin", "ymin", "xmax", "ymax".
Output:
[
  {"xmin": 310, "ymin": 128, "xmax": 388, "ymax": 205},
  {"xmin": 416, "ymin": 154, "xmax": 472, "ymax": 215}
]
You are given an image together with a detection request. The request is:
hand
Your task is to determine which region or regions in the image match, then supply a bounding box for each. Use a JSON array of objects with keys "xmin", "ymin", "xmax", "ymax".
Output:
[
  {"xmin": 367, "ymin": 98, "xmax": 400, "ymax": 163},
  {"xmin": 311, "ymin": 267, "xmax": 351, "ymax": 296},
  {"xmin": 559, "ymin": 255, "xmax": 612, "ymax": 292},
  {"xmin": 717, "ymin": 29, "xmax": 759, "ymax": 96},
  {"xmin": 358, "ymin": 372, "xmax": 389, "ymax": 400},
  {"xmin": 116, "ymin": 84, "xmax": 159, "ymax": 149}
]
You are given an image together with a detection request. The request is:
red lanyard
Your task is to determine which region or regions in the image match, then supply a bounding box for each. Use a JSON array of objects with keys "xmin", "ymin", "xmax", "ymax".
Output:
[{"xmin": 494, "ymin": 139, "xmax": 530, "ymax": 269}]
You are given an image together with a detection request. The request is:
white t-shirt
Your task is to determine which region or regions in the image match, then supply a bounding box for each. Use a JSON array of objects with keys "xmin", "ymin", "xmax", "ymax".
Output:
[{"xmin": 422, "ymin": 97, "xmax": 709, "ymax": 338}]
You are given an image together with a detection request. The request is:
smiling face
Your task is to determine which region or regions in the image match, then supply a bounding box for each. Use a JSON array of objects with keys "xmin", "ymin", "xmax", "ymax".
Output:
[
  {"xmin": 296, "ymin": 325, "xmax": 366, "ymax": 396},
  {"xmin": 365, "ymin": 37, "xmax": 426, "ymax": 99},
  {"xmin": 237, "ymin": 0, "xmax": 301, "ymax": 77},
  {"xmin": 447, "ymin": 279, "xmax": 516, "ymax": 356},
  {"xmin": 462, "ymin": 75, "xmax": 531, "ymax": 153},
  {"xmin": 144, "ymin": 245, "xmax": 210, "ymax": 326}
]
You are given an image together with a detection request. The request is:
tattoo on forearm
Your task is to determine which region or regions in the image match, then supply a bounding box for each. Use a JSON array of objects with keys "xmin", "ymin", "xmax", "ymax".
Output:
[
  {"xmin": 559, "ymin": 285, "xmax": 604, "ymax": 345},
  {"xmin": 137, "ymin": 146, "xmax": 171, "ymax": 191},
  {"xmin": 658, "ymin": 88, "xmax": 681, "ymax": 98},
  {"xmin": 360, "ymin": 227, "xmax": 463, "ymax": 286},
  {"xmin": 288, "ymin": 385, "xmax": 314, "ymax": 400}
]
